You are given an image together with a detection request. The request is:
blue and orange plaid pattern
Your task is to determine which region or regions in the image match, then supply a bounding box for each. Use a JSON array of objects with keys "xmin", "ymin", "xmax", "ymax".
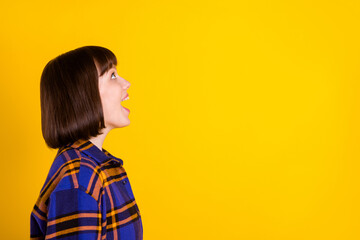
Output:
[{"xmin": 30, "ymin": 139, "xmax": 143, "ymax": 239}]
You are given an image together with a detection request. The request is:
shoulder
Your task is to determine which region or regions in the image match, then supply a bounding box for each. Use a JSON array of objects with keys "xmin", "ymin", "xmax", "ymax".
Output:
[{"xmin": 48, "ymin": 146, "xmax": 105, "ymax": 202}]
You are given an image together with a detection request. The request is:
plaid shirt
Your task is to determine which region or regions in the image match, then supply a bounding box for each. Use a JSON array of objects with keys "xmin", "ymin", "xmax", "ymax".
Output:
[{"xmin": 30, "ymin": 139, "xmax": 143, "ymax": 240}]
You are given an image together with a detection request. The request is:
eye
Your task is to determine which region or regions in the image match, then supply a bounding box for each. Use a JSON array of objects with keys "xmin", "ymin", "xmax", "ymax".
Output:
[{"xmin": 111, "ymin": 72, "xmax": 117, "ymax": 79}]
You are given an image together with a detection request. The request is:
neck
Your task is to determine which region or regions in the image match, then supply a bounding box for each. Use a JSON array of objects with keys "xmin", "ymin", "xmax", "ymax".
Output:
[{"xmin": 88, "ymin": 126, "xmax": 112, "ymax": 151}]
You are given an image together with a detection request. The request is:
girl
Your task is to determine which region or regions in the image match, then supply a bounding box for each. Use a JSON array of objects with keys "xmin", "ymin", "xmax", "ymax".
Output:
[{"xmin": 30, "ymin": 46, "xmax": 143, "ymax": 240}]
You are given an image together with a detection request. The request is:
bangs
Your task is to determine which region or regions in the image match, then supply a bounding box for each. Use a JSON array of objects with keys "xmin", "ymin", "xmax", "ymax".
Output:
[{"xmin": 84, "ymin": 46, "xmax": 118, "ymax": 76}]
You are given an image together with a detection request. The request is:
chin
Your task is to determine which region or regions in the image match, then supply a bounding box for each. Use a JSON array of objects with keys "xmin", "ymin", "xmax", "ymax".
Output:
[{"xmin": 113, "ymin": 119, "xmax": 131, "ymax": 128}]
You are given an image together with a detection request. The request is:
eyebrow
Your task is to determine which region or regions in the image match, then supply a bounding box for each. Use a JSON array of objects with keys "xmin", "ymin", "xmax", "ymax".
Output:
[
  {"xmin": 103, "ymin": 67, "xmax": 117, "ymax": 76},
  {"xmin": 99, "ymin": 68, "xmax": 116, "ymax": 78},
  {"xmin": 108, "ymin": 67, "xmax": 117, "ymax": 72}
]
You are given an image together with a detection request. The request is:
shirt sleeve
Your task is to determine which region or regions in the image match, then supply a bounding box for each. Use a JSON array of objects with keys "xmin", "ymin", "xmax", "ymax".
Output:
[{"xmin": 45, "ymin": 187, "xmax": 102, "ymax": 240}]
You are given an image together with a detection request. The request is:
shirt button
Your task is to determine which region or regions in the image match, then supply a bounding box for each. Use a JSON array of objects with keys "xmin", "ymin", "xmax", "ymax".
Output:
[{"xmin": 122, "ymin": 180, "xmax": 127, "ymax": 185}]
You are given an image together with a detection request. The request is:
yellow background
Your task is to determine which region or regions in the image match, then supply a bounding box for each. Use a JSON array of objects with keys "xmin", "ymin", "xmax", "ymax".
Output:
[{"xmin": 1, "ymin": 0, "xmax": 360, "ymax": 239}]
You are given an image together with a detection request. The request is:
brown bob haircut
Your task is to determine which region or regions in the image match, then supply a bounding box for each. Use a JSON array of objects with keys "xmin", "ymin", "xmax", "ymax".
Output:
[{"xmin": 40, "ymin": 46, "xmax": 117, "ymax": 149}]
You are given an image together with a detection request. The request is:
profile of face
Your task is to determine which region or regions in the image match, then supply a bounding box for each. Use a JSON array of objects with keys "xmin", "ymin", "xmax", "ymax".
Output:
[{"xmin": 98, "ymin": 66, "xmax": 131, "ymax": 129}]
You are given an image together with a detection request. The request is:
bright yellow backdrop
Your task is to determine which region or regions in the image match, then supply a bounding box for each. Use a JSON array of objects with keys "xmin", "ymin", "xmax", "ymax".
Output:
[{"xmin": 1, "ymin": 0, "xmax": 359, "ymax": 239}]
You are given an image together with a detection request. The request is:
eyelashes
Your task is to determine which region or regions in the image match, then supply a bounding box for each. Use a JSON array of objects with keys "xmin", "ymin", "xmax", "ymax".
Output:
[{"xmin": 111, "ymin": 72, "xmax": 117, "ymax": 79}]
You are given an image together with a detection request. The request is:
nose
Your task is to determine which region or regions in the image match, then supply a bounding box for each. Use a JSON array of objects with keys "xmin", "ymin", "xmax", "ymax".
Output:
[{"xmin": 122, "ymin": 78, "xmax": 130, "ymax": 90}]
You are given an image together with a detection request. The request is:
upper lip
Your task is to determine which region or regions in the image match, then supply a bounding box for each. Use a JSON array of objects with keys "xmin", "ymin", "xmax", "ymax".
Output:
[{"xmin": 121, "ymin": 93, "xmax": 129, "ymax": 101}]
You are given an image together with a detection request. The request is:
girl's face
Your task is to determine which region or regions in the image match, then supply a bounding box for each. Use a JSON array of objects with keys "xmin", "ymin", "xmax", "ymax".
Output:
[{"xmin": 98, "ymin": 66, "xmax": 131, "ymax": 129}]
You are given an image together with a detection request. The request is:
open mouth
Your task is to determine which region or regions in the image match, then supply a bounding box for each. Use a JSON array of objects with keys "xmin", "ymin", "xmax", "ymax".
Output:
[
  {"xmin": 122, "ymin": 105, "xmax": 130, "ymax": 112},
  {"xmin": 121, "ymin": 94, "xmax": 130, "ymax": 112}
]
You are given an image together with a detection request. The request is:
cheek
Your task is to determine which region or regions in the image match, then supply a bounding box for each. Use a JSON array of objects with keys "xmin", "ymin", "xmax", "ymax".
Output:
[
  {"xmin": 99, "ymin": 82, "xmax": 122, "ymax": 110},
  {"xmin": 100, "ymin": 89, "xmax": 121, "ymax": 109}
]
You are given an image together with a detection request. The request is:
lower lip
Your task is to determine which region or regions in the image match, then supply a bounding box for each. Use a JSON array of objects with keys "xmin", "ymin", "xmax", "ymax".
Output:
[{"xmin": 122, "ymin": 105, "xmax": 130, "ymax": 113}]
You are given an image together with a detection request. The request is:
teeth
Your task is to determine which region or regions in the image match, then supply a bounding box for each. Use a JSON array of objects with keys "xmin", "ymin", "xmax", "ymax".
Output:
[{"xmin": 121, "ymin": 96, "xmax": 130, "ymax": 102}]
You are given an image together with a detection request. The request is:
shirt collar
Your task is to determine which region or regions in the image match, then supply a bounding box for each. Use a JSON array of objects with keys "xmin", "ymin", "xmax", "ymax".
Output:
[{"xmin": 65, "ymin": 139, "xmax": 124, "ymax": 166}]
